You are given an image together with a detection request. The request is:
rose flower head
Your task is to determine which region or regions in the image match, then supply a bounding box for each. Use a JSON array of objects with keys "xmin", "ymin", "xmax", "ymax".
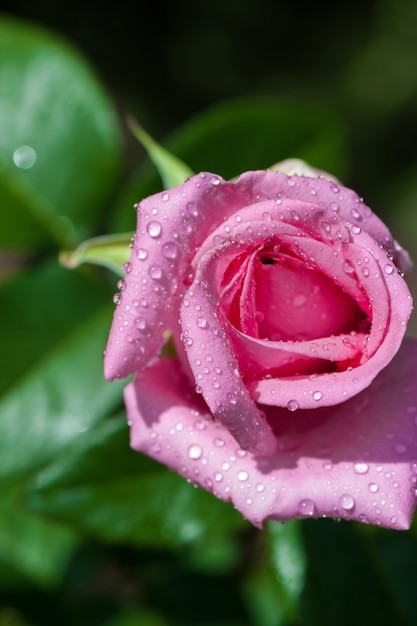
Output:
[{"xmin": 104, "ymin": 162, "xmax": 417, "ymax": 530}]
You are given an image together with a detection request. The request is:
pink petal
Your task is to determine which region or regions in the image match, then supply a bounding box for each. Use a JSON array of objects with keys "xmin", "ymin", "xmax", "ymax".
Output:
[
  {"xmin": 235, "ymin": 170, "xmax": 412, "ymax": 273},
  {"xmin": 105, "ymin": 171, "xmax": 412, "ymax": 382},
  {"xmin": 126, "ymin": 340, "xmax": 417, "ymax": 530},
  {"xmin": 104, "ymin": 173, "xmax": 233, "ymax": 380},
  {"xmin": 182, "ymin": 208, "xmax": 412, "ymax": 411},
  {"xmin": 179, "ymin": 272, "xmax": 276, "ymax": 456}
]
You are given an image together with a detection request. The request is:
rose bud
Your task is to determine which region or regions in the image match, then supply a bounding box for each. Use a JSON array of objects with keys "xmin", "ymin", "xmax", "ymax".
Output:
[{"xmin": 105, "ymin": 165, "xmax": 417, "ymax": 529}]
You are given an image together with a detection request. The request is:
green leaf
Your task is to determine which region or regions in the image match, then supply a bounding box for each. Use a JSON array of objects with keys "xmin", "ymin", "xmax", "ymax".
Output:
[
  {"xmin": 0, "ymin": 306, "xmax": 125, "ymax": 482},
  {"xmin": 60, "ymin": 232, "xmax": 133, "ymax": 277},
  {"xmin": 0, "ymin": 259, "xmax": 109, "ymax": 396},
  {"xmin": 112, "ymin": 98, "xmax": 346, "ymax": 233},
  {"xmin": 242, "ymin": 521, "xmax": 306, "ymax": 626},
  {"xmin": 301, "ymin": 519, "xmax": 417, "ymax": 626},
  {"xmin": 0, "ymin": 481, "xmax": 78, "ymax": 587},
  {"xmin": 27, "ymin": 416, "xmax": 248, "ymax": 547},
  {"xmin": 127, "ymin": 116, "xmax": 194, "ymax": 189},
  {"xmin": 0, "ymin": 16, "xmax": 122, "ymax": 250},
  {"xmin": 266, "ymin": 521, "xmax": 306, "ymax": 619}
]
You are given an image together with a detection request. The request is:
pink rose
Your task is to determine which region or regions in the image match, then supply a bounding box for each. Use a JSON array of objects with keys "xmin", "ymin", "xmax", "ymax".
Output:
[{"xmin": 104, "ymin": 167, "xmax": 417, "ymax": 529}]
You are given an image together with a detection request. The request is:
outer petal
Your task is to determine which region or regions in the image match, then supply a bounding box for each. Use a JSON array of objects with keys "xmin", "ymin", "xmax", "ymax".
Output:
[
  {"xmin": 104, "ymin": 173, "xmax": 236, "ymax": 380},
  {"xmin": 126, "ymin": 341, "xmax": 417, "ymax": 530},
  {"xmin": 234, "ymin": 170, "xmax": 412, "ymax": 273},
  {"xmin": 179, "ymin": 275, "xmax": 277, "ymax": 456}
]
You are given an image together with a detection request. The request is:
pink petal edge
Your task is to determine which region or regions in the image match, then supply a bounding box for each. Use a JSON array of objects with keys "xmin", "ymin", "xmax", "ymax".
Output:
[{"xmin": 126, "ymin": 338, "xmax": 417, "ymax": 530}]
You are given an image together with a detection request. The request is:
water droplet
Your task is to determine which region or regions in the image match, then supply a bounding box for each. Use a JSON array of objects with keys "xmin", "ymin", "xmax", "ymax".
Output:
[
  {"xmin": 197, "ymin": 317, "xmax": 209, "ymax": 329},
  {"xmin": 384, "ymin": 264, "xmax": 394, "ymax": 275},
  {"xmin": 361, "ymin": 267, "xmax": 370, "ymax": 278},
  {"xmin": 287, "ymin": 399, "xmax": 299, "ymax": 411},
  {"xmin": 292, "ymin": 294, "xmax": 307, "ymax": 308},
  {"xmin": 313, "ymin": 390, "xmax": 323, "ymax": 401},
  {"xmin": 256, "ymin": 483, "xmax": 265, "ymax": 493},
  {"xmin": 134, "ymin": 317, "xmax": 147, "ymax": 330},
  {"xmin": 214, "ymin": 472, "xmax": 223, "ymax": 482},
  {"xmin": 351, "ymin": 225, "xmax": 361, "ymax": 234},
  {"xmin": 113, "ymin": 293, "xmax": 121, "ymax": 305},
  {"xmin": 340, "ymin": 494, "xmax": 355, "ymax": 511},
  {"xmin": 148, "ymin": 264, "xmax": 163, "ymax": 280},
  {"xmin": 214, "ymin": 437, "xmax": 225, "ymax": 447},
  {"xmin": 147, "ymin": 221, "xmax": 162, "ymax": 238},
  {"xmin": 162, "ymin": 241, "xmax": 178, "ymax": 259},
  {"xmin": 188, "ymin": 444, "xmax": 203, "ymax": 460},
  {"xmin": 137, "ymin": 248, "xmax": 148, "ymax": 260},
  {"xmin": 237, "ymin": 470, "xmax": 249, "ymax": 482},
  {"xmin": 162, "ymin": 192, "xmax": 170, "ymax": 201},
  {"xmin": 369, "ymin": 483, "xmax": 379, "ymax": 493},
  {"xmin": 343, "ymin": 262, "xmax": 355, "ymax": 275},
  {"xmin": 323, "ymin": 461, "xmax": 332, "ymax": 471},
  {"xmin": 13, "ymin": 145, "xmax": 37, "ymax": 169},
  {"xmin": 354, "ymin": 462, "xmax": 369, "ymax": 475},
  {"xmin": 298, "ymin": 498, "xmax": 315, "ymax": 516},
  {"xmin": 123, "ymin": 261, "xmax": 132, "ymax": 273}
]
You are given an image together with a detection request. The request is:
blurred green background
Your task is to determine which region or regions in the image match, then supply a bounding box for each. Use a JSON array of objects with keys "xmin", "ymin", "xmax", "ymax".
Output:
[{"xmin": 0, "ymin": 1, "xmax": 417, "ymax": 625}]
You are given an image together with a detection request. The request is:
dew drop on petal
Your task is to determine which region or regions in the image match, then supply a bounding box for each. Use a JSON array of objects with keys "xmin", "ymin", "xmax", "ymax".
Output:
[
  {"xmin": 340, "ymin": 494, "xmax": 355, "ymax": 511},
  {"xmin": 134, "ymin": 317, "xmax": 147, "ymax": 330},
  {"xmin": 298, "ymin": 498, "xmax": 315, "ymax": 516},
  {"xmin": 148, "ymin": 264, "xmax": 163, "ymax": 280},
  {"xmin": 214, "ymin": 437, "xmax": 225, "ymax": 447},
  {"xmin": 137, "ymin": 248, "xmax": 148, "ymax": 260},
  {"xmin": 287, "ymin": 399, "xmax": 299, "ymax": 411},
  {"xmin": 313, "ymin": 390, "xmax": 323, "ymax": 401},
  {"xmin": 162, "ymin": 241, "xmax": 178, "ymax": 259},
  {"xmin": 113, "ymin": 293, "xmax": 121, "ymax": 305},
  {"xmin": 197, "ymin": 317, "xmax": 209, "ymax": 329},
  {"xmin": 354, "ymin": 462, "xmax": 369, "ymax": 475},
  {"xmin": 369, "ymin": 483, "xmax": 379, "ymax": 493},
  {"xmin": 237, "ymin": 470, "xmax": 249, "ymax": 482},
  {"xmin": 147, "ymin": 221, "xmax": 162, "ymax": 238},
  {"xmin": 384, "ymin": 264, "xmax": 394, "ymax": 275},
  {"xmin": 188, "ymin": 444, "xmax": 203, "ymax": 460},
  {"xmin": 292, "ymin": 294, "xmax": 307, "ymax": 308}
]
